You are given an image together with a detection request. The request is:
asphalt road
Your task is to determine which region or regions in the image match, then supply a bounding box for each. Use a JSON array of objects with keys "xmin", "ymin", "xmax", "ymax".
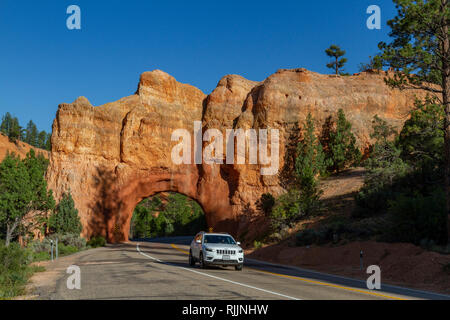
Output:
[{"xmin": 34, "ymin": 236, "xmax": 450, "ymax": 300}]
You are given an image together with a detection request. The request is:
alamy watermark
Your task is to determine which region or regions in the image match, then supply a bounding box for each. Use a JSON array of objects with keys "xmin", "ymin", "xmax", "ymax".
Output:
[
  {"xmin": 366, "ymin": 5, "xmax": 381, "ymax": 30},
  {"xmin": 366, "ymin": 265, "xmax": 381, "ymax": 290},
  {"xmin": 171, "ymin": 121, "xmax": 279, "ymax": 176},
  {"xmin": 66, "ymin": 265, "xmax": 81, "ymax": 290},
  {"xmin": 66, "ymin": 5, "xmax": 81, "ymax": 30}
]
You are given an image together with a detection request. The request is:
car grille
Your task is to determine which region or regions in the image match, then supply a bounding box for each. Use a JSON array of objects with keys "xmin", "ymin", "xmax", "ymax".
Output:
[{"xmin": 216, "ymin": 249, "xmax": 236, "ymax": 255}]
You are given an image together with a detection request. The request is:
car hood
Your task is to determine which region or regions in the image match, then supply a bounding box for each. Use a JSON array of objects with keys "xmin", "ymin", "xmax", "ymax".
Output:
[{"xmin": 203, "ymin": 243, "xmax": 241, "ymax": 250}]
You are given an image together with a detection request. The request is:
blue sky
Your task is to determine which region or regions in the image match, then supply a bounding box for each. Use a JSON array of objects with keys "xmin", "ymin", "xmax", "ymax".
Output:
[{"xmin": 0, "ymin": 0, "xmax": 397, "ymax": 132}]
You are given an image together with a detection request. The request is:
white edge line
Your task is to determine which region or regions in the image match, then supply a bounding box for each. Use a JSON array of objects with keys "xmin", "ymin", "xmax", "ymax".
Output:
[
  {"xmin": 137, "ymin": 243, "xmax": 162, "ymax": 262},
  {"xmin": 136, "ymin": 243, "xmax": 300, "ymax": 301}
]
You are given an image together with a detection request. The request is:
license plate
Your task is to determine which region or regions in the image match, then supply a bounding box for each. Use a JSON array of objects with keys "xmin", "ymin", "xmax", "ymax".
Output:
[{"xmin": 222, "ymin": 255, "xmax": 230, "ymax": 260}]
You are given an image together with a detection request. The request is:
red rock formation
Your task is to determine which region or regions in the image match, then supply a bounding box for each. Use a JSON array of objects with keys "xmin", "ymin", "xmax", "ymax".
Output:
[
  {"xmin": 46, "ymin": 68, "xmax": 425, "ymax": 242},
  {"xmin": 0, "ymin": 133, "xmax": 49, "ymax": 160}
]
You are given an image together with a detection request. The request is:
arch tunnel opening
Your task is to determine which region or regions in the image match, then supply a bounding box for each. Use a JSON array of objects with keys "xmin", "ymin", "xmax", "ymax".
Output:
[{"xmin": 128, "ymin": 192, "xmax": 207, "ymax": 240}]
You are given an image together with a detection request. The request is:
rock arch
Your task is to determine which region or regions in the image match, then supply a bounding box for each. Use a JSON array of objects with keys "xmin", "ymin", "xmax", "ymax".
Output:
[{"xmin": 46, "ymin": 69, "xmax": 424, "ymax": 243}]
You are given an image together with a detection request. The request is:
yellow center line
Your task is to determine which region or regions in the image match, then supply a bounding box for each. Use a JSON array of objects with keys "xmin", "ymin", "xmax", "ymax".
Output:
[
  {"xmin": 171, "ymin": 243, "xmax": 189, "ymax": 254},
  {"xmin": 170, "ymin": 243, "xmax": 407, "ymax": 300}
]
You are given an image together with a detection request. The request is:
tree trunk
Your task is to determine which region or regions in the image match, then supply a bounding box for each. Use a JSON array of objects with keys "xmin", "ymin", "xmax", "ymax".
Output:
[
  {"xmin": 442, "ymin": 11, "xmax": 450, "ymax": 244},
  {"xmin": 5, "ymin": 224, "xmax": 12, "ymax": 247},
  {"xmin": 335, "ymin": 57, "xmax": 338, "ymax": 75},
  {"xmin": 5, "ymin": 218, "xmax": 19, "ymax": 247},
  {"xmin": 445, "ymin": 96, "xmax": 450, "ymax": 245},
  {"xmin": 444, "ymin": 76, "xmax": 450, "ymax": 245}
]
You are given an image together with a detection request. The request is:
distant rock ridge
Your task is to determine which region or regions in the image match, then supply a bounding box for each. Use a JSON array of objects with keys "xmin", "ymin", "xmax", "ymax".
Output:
[{"xmin": 46, "ymin": 68, "xmax": 426, "ymax": 242}]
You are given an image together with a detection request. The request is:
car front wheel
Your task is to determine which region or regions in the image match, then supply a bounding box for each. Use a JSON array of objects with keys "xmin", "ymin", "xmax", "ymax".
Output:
[
  {"xmin": 189, "ymin": 250, "xmax": 195, "ymax": 266},
  {"xmin": 235, "ymin": 264, "xmax": 243, "ymax": 271},
  {"xmin": 199, "ymin": 252, "xmax": 206, "ymax": 269}
]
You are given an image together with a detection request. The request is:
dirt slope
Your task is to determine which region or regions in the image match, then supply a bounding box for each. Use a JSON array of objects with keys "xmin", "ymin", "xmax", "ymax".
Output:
[
  {"xmin": 0, "ymin": 133, "xmax": 49, "ymax": 160},
  {"xmin": 246, "ymin": 168, "xmax": 450, "ymax": 295}
]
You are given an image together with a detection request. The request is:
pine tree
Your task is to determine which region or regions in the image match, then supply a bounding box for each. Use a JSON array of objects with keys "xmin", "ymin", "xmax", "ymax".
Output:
[
  {"xmin": 295, "ymin": 113, "xmax": 326, "ymax": 216},
  {"xmin": 37, "ymin": 130, "xmax": 47, "ymax": 149},
  {"xmin": 296, "ymin": 113, "xmax": 327, "ymax": 184},
  {"xmin": 45, "ymin": 132, "xmax": 51, "ymax": 151},
  {"xmin": 8, "ymin": 117, "xmax": 22, "ymax": 143},
  {"xmin": 377, "ymin": 0, "xmax": 450, "ymax": 243},
  {"xmin": 328, "ymin": 109, "xmax": 361, "ymax": 172},
  {"xmin": 325, "ymin": 45, "xmax": 347, "ymax": 75},
  {"xmin": 24, "ymin": 120, "xmax": 38, "ymax": 146},
  {"xmin": 48, "ymin": 192, "xmax": 82, "ymax": 235},
  {"xmin": 0, "ymin": 113, "xmax": 13, "ymax": 135}
]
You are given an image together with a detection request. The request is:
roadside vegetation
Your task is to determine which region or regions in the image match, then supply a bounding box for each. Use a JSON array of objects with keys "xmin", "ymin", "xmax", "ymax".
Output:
[
  {"xmin": 257, "ymin": 101, "xmax": 447, "ymax": 253},
  {"xmin": 129, "ymin": 193, "xmax": 206, "ymax": 239},
  {"xmin": 261, "ymin": 108, "xmax": 361, "ymax": 242},
  {"xmin": 0, "ymin": 149, "xmax": 103, "ymax": 299}
]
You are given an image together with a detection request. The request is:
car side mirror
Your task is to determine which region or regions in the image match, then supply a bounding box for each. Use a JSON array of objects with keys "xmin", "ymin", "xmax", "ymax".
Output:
[
  {"xmin": 196, "ymin": 239, "xmax": 201, "ymax": 244},
  {"xmin": 237, "ymin": 242, "xmax": 241, "ymax": 246}
]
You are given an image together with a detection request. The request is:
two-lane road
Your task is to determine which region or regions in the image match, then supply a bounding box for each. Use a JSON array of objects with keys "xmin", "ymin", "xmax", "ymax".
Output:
[{"xmin": 33, "ymin": 237, "xmax": 450, "ymax": 300}]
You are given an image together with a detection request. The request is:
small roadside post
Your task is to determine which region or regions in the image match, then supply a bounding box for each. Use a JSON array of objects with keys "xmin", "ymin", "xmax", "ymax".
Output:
[
  {"xmin": 50, "ymin": 240, "xmax": 54, "ymax": 262},
  {"xmin": 56, "ymin": 238, "xmax": 59, "ymax": 260},
  {"xmin": 360, "ymin": 250, "xmax": 363, "ymax": 270}
]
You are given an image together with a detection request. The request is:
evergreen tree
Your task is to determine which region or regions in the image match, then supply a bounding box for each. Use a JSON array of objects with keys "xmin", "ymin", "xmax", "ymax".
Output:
[
  {"xmin": 327, "ymin": 109, "xmax": 361, "ymax": 172},
  {"xmin": 24, "ymin": 120, "xmax": 38, "ymax": 146},
  {"xmin": 8, "ymin": 117, "xmax": 21, "ymax": 143},
  {"xmin": 325, "ymin": 45, "xmax": 347, "ymax": 75},
  {"xmin": 398, "ymin": 99, "xmax": 444, "ymax": 173},
  {"xmin": 358, "ymin": 55, "xmax": 383, "ymax": 73},
  {"xmin": 37, "ymin": 130, "xmax": 47, "ymax": 149},
  {"xmin": 295, "ymin": 113, "xmax": 327, "ymax": 216},
  {"xmin": 0, "ymin": 150, "xmax": 54, "ymax": 246},
  {"xmin": 377, "ymin": 0, "xmax": 450, "ymax": 243},
  {"xmin": 0, "ymin": 113, "xmax": 22, "ymax": 143},
  {"xmin": 45, "ymin": 132, "xmax": 51, "ymax": 151},
  {"xmin": 296, "ymin": 113, "xmax": 327, "ymax": 185},
  {"xmin": 0, "ymin": 113, "xmax": 13, "ymax": 135},
  {"xmin": 48, "ymin": 192, "xmax": 82, "ymax": 235}
]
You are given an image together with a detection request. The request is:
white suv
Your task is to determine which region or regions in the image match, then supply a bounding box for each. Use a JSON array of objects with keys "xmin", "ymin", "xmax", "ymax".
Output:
[{"xmin": 189, "ymin": 232, "xmax": 244, "ymax": 271}]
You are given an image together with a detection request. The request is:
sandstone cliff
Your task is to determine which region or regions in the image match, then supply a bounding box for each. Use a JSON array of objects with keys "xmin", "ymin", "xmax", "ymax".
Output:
[{"xmin": 46, "ymin": 68, "xmax": 425, "ymax": 242}]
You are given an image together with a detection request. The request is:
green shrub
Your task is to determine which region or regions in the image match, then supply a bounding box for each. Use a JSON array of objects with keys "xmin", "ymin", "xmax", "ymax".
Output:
[
  {"xmin": 387, "ymin": 189, "xmax": 447, "ymax": 245},
  {"xmin": 48, "ymin": 233, "xmax": 86, "ymax": 250},
  {"xmin": 0, "ymin": 242, "xmax": 34, "ymax": 298},
  {"xmin": 28, "ymin": 239, "xmax": 52, "ymax": 254},
  {"xmin": 296, "ymin": 228, "xmax": 334, "ymax": 246},
  {"xmin": 87, "ymin": 236, "xmax": 106, "ymax": 248},
  {"xmin": 270, "ymin": 189, "xmax": 302, "ymax": 231},
  {"xmin": 443, "ymin": 263, "xmax": 450, "ymax": 275},
  {"xmin": 57, "ymin": 244, "xmax": 78, "ymax": 256},
  {"xmin": 28, "ymin": 233, "xmax": 86, "ymax": 259},
  {"xmin": 32, "ymin": 251, "xmax": 50, "ymax": 262},
  {"xmin": 296, "ymin": 229, "xmax": 315, "ymax": 246},
  {"xmin": 256, "ymin": 193, "xmax": 276, "ymax": 216},
  {"xmin": 253, "ymin": 240, "xmax": 263, "ymax": 249}
]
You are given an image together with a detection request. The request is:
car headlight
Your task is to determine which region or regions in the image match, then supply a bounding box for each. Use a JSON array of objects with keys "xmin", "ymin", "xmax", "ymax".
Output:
[{"xmin": 205, "ymin": 247, "xmax": 214, "ymax": 252}]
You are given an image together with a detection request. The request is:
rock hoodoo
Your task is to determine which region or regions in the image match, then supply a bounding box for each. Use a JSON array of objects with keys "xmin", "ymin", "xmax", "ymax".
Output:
[{"xmin": 46, "ymin": 68, "xmax": 424, "ymax": 242}]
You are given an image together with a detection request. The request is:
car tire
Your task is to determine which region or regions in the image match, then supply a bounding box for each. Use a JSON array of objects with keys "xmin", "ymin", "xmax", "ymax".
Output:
[
  {"xmin": 235, "ymin": 264, "xmax": 243, "ymax": 271},
  {"xmin": 199, "ymin": 252, "xmax": 206, "ymax": 269},
  {"xmin": 189, "ymin": 250, "xmax": 195, "ymax": 266}
]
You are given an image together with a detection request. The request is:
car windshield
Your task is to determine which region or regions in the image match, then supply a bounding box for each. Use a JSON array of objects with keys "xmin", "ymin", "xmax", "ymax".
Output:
[{"xmin": 204, "ymin": 235, "xmax": 236, "ymax": 244}]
